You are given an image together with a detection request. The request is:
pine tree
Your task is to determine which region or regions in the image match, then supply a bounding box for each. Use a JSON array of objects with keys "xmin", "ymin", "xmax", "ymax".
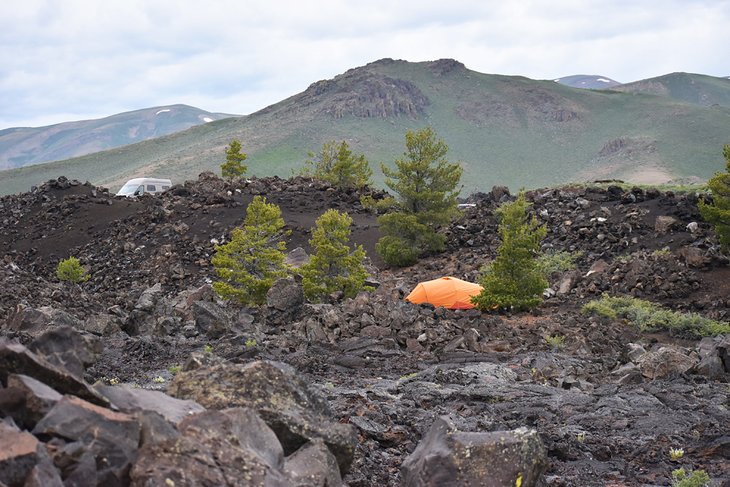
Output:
[
  {"xmin": 377, "ymin": 127, "xmax": 463, "ymax": 266},
  {"xmin": 220, "ymin": 139, "xmax": 248, "ymax": 179},
  {"xmin": 699, "ymin": 144, "xmax": 730, "ymax": 253},
  {"xmin": 211, "ymin": 196, "xmax": 288, "ymax": 305},
  {"xmin": 302, "ymin": 140, "xmax": 372, "ymax": 189},
  {"xmin": 472, "ymin": 192, "xmax": 548, "ymax": 311},
  {"xmin": 300, "ymin": 209, "xmax": 369, "ymax": 302}
]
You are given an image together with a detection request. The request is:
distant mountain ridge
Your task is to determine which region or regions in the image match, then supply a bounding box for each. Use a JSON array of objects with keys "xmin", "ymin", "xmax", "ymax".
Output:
[
  {"xmin": 1, "ymin": 59, "xmax": 729, "ymax": 196},
  {"xmin": 612, "ymin": 72, "xmax": 730, "ymax": 107},
  {"xmin": 554, "ymin": 75, "xmax": 621, "ymax": 89},
  {"xmin": 0, "ymin": 105, "xmax": 236, "ymax": 170}
]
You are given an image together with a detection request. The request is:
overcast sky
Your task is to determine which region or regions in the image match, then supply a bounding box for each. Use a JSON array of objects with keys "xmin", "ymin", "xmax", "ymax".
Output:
[{"xmin": 2, "ymin": 0, "xmax": 729, "ymax": 129}]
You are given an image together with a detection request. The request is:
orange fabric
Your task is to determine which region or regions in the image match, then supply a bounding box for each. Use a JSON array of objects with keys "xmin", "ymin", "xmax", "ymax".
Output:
[{"xmin": 405, "ymin": 277, "xmax": 483, "ymax": 310}]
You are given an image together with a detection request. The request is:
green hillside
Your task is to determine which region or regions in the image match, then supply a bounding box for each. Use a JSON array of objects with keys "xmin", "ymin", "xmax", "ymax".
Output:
[
  {"xmin": 614, "ymin": 72, "xmax": 730, "ymax": 107},
  {"xmin": 0, "ymin": 104, "xmax": 235, "ymax": 170},
  {"xmin": 1, "ymin": 59, "xmax": 729, "ymax": 196}
]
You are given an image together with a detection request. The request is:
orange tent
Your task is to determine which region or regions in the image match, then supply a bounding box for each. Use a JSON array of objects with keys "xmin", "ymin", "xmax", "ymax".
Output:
[{"xmin": 405, "ymin": 277, "xmax": 483, "ymax": 310}]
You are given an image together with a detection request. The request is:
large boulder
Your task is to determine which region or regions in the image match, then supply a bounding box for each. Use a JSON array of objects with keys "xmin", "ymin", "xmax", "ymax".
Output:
[
  {"xmin": 192, "ymin": 300, "xmax": 231, "ymax": 339},
  {"xmin": 0, "ymin": 422, "xmax": 63, "ymax": 487},
  {"xmin": 636, "ymin": 346, "xmax": 696, "ymax": 380},
  {"xmin": 3, "ymin": 374, "xmax": 62, "ymax": 428},
  {"xmin": 0, "ymin": 341, "xmax": 108, "ymax": 407},
  {"xmin": 401, "ymin": 416, "xmax": 547, "ymax": 487},
  {"xmin": 32, "ymin": 395, "xmax": 140, "ymax": 485},
  {"xmin": 6, "ymin": 305, "xmax": 82, "ymax": 335},
  {"xmin": 131, "ymin": 408, "xmax": 289, "ymax": 487},
  {"xmin": 27, "ymin": 325, "xmax": 101, "ymax": 379},
  {"xmin": 167, "ymin": 360, "xmax": 357, "ymax": 473}
]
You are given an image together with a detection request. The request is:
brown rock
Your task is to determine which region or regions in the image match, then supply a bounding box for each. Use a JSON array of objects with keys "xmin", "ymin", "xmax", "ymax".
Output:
[
  {"xmin": 5, "ymin": 374, "xmax": 62, "ymax": 427},
  {"xmin": 95, "ymin": 383, "xmax": 205, "ymax": 425},
  {"xmin": 0, "ymin": 422, "xmax": 40, "ymax": 486},
  {"xmin": 654, "ymin": 215, "xmax": 678, "ymax": 234}
]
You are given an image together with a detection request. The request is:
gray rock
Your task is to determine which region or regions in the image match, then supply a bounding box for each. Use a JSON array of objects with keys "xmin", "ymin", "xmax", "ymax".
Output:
[
  {"xmin": 5, "ymin": 374, "xmax": 62, "ymax": 428},
  {"xmin": 192, "ymin": 300, "xmax": 230, "ymax": 338},
  {"xmin": 7, "ymin": 305, "xmax": 82, "ymax": 335},
  {"xmin": 130, "ymin": 408, "xmax": 289, "ymax": 487},
  {"xmin": 401, "ymin": 416, "xmax": 547, "ymax": 487},
  {"xmin": 168, "ymin": 360, "xmax": 357, "ymax": 474},
  {"xmin": 283, "ymin": 439, "xmax": 343, "ymax": 487},
  {"xmin": 637, "ymin": 346, "xmax": 696, "ymax": 379},
  {"xmin": 285, "ymin": 247, "xmax": 310, "ymax": 268},
  {"xmin": 33, "ymin": 395, "xmax": 140, "ymax": 485},
  {"xmin": 135, "ymin": 282, "xmax": 162, "ymax": 311},
  {"xmin": 694, "ymin": 335, "xmax": 730, "ymax": 379},
  {"xmin": 267, "ymin": 277, "xmax": 305, "ymax": 312},
  {"xmin": 28, "ymin": 325, "xmax": 101, "ymax": 379},
  {"xmin": 0, "ymin": 342, "xmax": 108, "ymax": 407},
  {"xmin": 95, "ymin": 383, "xmax": 205, "ymax": 424},
  {"xmin": 655, "ymin": 215, "xmax": 678, "ymax": 234}
]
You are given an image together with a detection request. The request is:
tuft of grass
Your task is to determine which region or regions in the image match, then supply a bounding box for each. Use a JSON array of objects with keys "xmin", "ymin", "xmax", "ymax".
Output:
[
  {"xmin": 582, "ymin": 294, "xmax": 730, "ymax": 339},
  {"xmin": 537, "ymin": 250, "xmax": 582, "ymax": 275},
  {"xmin": 545, "ymin": 334, "xmax": 566, "ymax": 349},
  {"xmin": 245, "ymin": 338, "xmax": 257, "ymax": 348}
]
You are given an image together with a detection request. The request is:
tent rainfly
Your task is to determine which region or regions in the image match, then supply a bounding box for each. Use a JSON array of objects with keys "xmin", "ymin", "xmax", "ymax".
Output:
[{"xmin": 405, "ymin": 277, "xmax": 483, "ymax": 310}]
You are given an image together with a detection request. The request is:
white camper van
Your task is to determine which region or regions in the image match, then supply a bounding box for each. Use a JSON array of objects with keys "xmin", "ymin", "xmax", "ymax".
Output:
[{"xmin": 116, "ymin": 178, "xmax": 172, "ymax": 197}]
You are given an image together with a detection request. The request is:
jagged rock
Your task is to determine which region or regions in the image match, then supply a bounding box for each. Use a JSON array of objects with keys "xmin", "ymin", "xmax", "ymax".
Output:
[
  {"xmin": 94, "ymin": 383, "xmax": 205, "ymax": 424},
  {"xmin": 3, "ymin": 374, "xmax": 62, "ymax": 428},
  {"xmin": 401, "ymin": 416, "xmax": 547, "ymax": 487},
  {"xmin": 0, "ymin": 342, "xmax": 108, "ymax": 407},
  {"xmin": 167, "ymin": 360, "xmax": 357, "ymax": 473},
  {"xmin": 678, "ymin": 246, "xmax": 711, "ymax": 267},
  {"xmin": 192, "ymin": 300, "xmax": 230, "ymax": 338},
  {"xmin": 283, "ymin": 439, "xmax": 343, "ymax": 487},
  {"xmin": 27, "ymin": 325, "xmax": 100, "ymax": 379},
  {"xmin": 135, "ymin": 283, "xmax": 162, "ymax": 311},
  {"xmin": 655, "ymin": 215, "xmax": 679, "ymax": 234},
  {"xmin": 285, "ymin": 247, "xmax": 310, "ymax": 268},
  {"xmin": 0, "ymin": 421, "xmax": 42, "ymax": 487},
  {"xmin": 267, "ymin": 277, "xmax": 305, "ymax": 312},
  {"xmin": 81, "ymin": 313, "xmax": 121, "ymax": 336},
  {"xmin": 33, "ymin": 395, "xmax": 140, "ymax": 485},
  {"xmin": 130, "ymin": 408, "xmax": 289, "ymax": 487},
  {"xmin": 171, "ymin": 284, "xmax": 215, "ymax": 321},
  {"xmin": 694, "ymin": 336, "xmax": 730, "ymax": 379},
  {"xmin": 636, "ymin": 346, "xmax": 696, "ymax": 379},
  {"xmin": 7, "ymin": 305, "xmax": 82, "ymax": 335},
  {"xmin": 135, "ymin": 410, "xmax": 180, "ymax": 447}
]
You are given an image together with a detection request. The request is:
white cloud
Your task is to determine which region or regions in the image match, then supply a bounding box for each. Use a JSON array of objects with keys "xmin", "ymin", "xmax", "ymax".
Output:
[{"xmin": 1, "ymin": 0, "xmax": 729, "ymax": 128}]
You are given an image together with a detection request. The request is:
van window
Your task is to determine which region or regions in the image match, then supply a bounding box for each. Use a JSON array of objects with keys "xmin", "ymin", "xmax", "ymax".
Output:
[
  {"xmin": 136, "ymin": 185, "xmax": 144, "ymax": 195},
  {"xmin": 147, "ymin": 185, "xmax": 156, "ymax": 191}
]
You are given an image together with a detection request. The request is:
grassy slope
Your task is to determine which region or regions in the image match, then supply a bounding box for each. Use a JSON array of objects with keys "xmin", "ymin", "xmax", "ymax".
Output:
[{"xmin": 1, "ymin": 61, "xmax": 729, "ymax": 196}]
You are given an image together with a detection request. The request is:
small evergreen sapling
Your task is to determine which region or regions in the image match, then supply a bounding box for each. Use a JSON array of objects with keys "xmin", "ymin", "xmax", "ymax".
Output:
[
  {"xmin": 211, "ymin": 196, "xmax": 288, "ymax": 305},
  {"xmin": 220, "ymin": 139, "xmax": 248, "ymax": 180},
  {"xmin": 301, "ymin": 209, "xmax": 370, "ymax": 302},
  {"xmin": 377, "ymin": 127, "xmax": 463, "ymax": 266},
  {"xmin": 699, "ymin": 144, "xmax": 730, "ymax": 253},
  {"xmin": 472, "ymin": 192, "xmax": 548, "ymax": 311},
  {"xmin": 56, "ymin": 256, "xmax": 90, "ymax": 283}
]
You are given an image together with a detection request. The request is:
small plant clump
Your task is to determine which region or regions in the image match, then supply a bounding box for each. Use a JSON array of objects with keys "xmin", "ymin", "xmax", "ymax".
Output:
[
  {"xmin": 669, "ymin": 448, "xmax": 685, "ymax": 461},
  {"xmin": 671, "ymin": 468, "xmax": 710, "ymax": 487},
  {"xmin": 536, "ymin": 250, "xmax": 581, "ymax": 276},
  {"xmin": 56, "ymin": 256, "xmax": 90, "ymax": 283},
  {"xmin": 545, "ymin": 334, "xmax": 566, "ymax": 349},
  {"xmin": 582, "ymin": 294, "xmax": 730, "ymax": 339},
  {"xmin": 245, "ymin": 338, "xmax": 257, "ymax": 348}
]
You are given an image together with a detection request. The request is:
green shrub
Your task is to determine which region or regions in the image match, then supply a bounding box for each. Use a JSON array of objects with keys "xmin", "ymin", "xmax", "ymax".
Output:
[
  {"xmin": 301, "ymin": 140, "xmax": 372, "ymax": 189},
  {"xmin": 582, "ymin": 294, "xmax": 730, "ymax": 338},
  {"xmin": 220, "ymin": 139, "xmax": 248, "ymax": 179},
  {"xmin": 472, "ymin": 192, "xmax": 548, "ymax": 311},
  {"xmin": 301, "ymin": 209, "xmax": 370, "ymax": 302},
  {"xmin": 671, "ymin": 468, "xmax": 710, "ymax": 487},
  {"xmin": 211, "ymin": 196, "xmax": 289, "ymax": 305},
  {"xmin": 56, "ymin": 256, "xmax": 90, "ymax": 283},
  {"xmin": 376, "ymin": 212, "xmax": 445, "ymax": 266},
  {"xmin": 376, "ymin": 127, "xmax": 462, "ymax": 266},
  {"xmin": 698, "ymin": 144, "xmax": 730, "ymax": 254},
  {"xmin": 537, "ymin": 250, "xmax": 581, "ymax": 275},
  {"xmin": 545, "ymin": 335, "xmax": 566, "ymax": 349}
]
